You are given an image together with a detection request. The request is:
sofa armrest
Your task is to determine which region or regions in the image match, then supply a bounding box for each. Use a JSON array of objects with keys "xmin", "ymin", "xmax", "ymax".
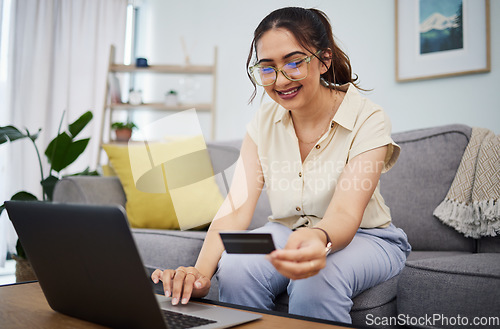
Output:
[{"xmin": 53, "ymin": 176, "xmax": 126, "ymax": 206}]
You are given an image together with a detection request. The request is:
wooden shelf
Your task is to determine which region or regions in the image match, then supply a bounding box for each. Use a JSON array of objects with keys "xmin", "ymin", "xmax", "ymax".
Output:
[
  {"xmin": 110, "ymin": 102, "xmax": 212, "ymax": 111},
  {"xmin": 110, "ymin": 64, "xmax": 214, "ymax": 75},
  {"xmin": 97, "ymin": 46, "xmax": 218, "ymax": 167}
]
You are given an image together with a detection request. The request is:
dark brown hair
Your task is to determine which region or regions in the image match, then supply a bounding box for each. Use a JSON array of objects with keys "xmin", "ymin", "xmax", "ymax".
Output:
[{"xmin": 246, "ymin": 7, "xmax": 361, "ymax": 103}]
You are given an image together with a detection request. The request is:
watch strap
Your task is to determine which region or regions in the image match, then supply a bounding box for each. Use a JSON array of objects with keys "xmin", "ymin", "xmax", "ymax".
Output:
[{"xmin": 311, "ymin": 227, "xmax": 332, "ymax": 255}]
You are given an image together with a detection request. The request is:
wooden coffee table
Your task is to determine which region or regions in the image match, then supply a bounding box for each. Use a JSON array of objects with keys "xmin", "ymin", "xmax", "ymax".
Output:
[{"xmin": 0, "ymin": 282, "xmax": 352, "ymax": 328}]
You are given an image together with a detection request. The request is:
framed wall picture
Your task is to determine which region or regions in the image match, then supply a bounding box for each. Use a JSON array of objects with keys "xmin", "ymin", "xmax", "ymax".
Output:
[{"xmin": 395, "ymin": 0, "xmax": 490, "ymax": 82}]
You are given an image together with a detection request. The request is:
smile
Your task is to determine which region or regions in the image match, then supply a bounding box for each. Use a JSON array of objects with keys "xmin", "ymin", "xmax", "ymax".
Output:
[{"xmin": 276, "ymin": 86, "xmax": 301, "ymax": 98}]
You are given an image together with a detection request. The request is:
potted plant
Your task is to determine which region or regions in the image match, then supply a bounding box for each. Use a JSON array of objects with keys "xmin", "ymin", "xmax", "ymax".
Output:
[
  {"xmin": 0, "ymin": 110, "xmax": 96, "ymax": 282},
  {"xmin": 111, "ymin": 121, "xmax": 137, "ymax": 142},
  {"xmin": 164, "ymin": 89, "xmax": 178, "ymax": 106}
]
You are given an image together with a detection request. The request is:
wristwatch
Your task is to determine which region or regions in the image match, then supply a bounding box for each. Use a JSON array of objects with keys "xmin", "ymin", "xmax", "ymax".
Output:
[{"xmin": 311, "ymin": 227, "xmax": 332, "ymax": 256}]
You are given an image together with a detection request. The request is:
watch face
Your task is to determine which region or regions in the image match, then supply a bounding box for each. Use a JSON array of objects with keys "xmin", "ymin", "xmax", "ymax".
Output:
[{"xmin": 325, "ymin": 242, "xmax": 332, "ymax": 256}]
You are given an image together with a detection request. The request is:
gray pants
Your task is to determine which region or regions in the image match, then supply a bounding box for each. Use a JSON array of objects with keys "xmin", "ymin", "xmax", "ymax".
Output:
[{"xmin": 216, "ymin": 221, "xmax": 411, "ymax": 323}]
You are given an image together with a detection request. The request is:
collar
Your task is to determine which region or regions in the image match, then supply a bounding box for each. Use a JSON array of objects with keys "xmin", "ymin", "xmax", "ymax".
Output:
[
  {"xmin": 331, "ymin": 83, "xmax": 359, "ymax": 131},
  {"xmin": 274, "ymin": 105, "xmax": 290, "ymax": 124}
]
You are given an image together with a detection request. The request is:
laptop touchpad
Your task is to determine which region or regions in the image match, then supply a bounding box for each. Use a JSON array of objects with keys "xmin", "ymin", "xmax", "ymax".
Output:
[{"xmin": 156, "ymin": 295, "xmax": 216, "ymax": 313}]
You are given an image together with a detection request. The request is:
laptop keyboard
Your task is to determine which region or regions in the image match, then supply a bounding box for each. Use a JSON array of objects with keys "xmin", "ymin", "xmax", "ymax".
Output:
[{"xmin": 161, "ymin": 309, "xmax": 217, "ymax": 328}]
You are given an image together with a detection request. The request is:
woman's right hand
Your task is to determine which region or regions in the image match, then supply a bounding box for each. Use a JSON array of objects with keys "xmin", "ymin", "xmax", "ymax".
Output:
[{"xmin": 151, "ymin": 266, "xmax": 211, "ymax": 305}]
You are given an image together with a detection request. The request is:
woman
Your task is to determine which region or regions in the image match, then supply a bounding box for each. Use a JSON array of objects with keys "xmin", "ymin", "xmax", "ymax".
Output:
[{"xmin": 152, "ymin": 7, "xmax": 411, "ymax": 323}]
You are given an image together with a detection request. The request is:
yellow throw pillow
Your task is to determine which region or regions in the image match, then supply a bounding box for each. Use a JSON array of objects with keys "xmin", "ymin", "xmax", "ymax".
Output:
[
  {"xmin": 101, "ymin": 164, "xmax": 117, "ymax": 177},
  {"xmin": 102, "ymin": 136, "xmax": 224, "ymax": 230}
]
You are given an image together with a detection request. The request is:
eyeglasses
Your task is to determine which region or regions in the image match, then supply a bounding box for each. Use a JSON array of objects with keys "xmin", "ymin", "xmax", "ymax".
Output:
[{"xmin": 249, "ymin": 50, "xmax": 322, "ymax": 87}]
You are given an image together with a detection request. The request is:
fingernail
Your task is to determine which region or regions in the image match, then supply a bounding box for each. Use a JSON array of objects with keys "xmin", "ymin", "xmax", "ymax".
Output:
[
  {"xmin": 181, "ymin": 298, "xmax": 189, "ymax": 304},
  {"xmin": 165, "ymin": 290, "xmax": 170, "ymax": 297},
  {"xmin": 172, "ymin": 298, "xmax": 179, "ymax": 305},
  {"xmin": 195, "ymin": 282, "xmax": 201, "ymax": 288}
]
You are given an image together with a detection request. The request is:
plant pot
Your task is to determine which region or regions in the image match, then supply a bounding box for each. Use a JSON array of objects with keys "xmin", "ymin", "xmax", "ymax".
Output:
[
  {"xmin": 12, "ymin": 255, "xmax": 37, "ymax": 283},
  {"xmin": 164, "ymin": 93, "xmax": 178, "ymax": 106},
  {"xmin": 115, "ymin": 128, "xmax": 132, "ymax": 142}
]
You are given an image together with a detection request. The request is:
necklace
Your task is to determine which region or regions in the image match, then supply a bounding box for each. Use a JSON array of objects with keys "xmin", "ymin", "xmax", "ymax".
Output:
[
  {"xmin": 296, "ymin": 122, "xmax": 333, "ymax": 144},
  {"xmin": 295, "ymin": 92, "xmax": 338, "ymax": 145}
]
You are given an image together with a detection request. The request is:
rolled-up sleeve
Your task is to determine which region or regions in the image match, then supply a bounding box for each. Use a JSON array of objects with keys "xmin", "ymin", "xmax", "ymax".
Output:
[{"xmin": 348, "ymin": 109, "xmax": 400, "ymax": 173}]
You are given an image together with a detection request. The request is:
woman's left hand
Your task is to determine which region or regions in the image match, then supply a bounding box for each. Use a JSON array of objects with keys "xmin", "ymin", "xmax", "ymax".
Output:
[{"xmin": 266, "ymin": 228, "xmax": 328, "ymax": 280}]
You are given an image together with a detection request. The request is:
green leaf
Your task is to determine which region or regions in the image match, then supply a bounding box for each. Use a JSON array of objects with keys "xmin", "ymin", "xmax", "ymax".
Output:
[
  {"xmin": 0, "ymin": 125, "xmax": 28, "ymax": 144},
  {"xmin": 45, "ymin": 132, "xmax": 71, "ymax": 169},
  {"xmin": 16, "ymin": 239, "xmax": 27, "ymax": 259},
  {"xmin": 46, "ymin": 135, "xmax": 90, "ymax": 172},
  {"xmin": 65, "ymin": 166, "xmax": 100, "ymax": 177},
  {"xmin": 41, "ymin": 175, "xmax": 60, "ymax": 201},
  {"xmin": 69, "ymin": 111, "xmax": 93, "ymax": 138},
  {"xmin": 7, "ymin": 192, "xmax": 38, "ymax": 260},
  {"xmin": 1, "ymin": 191, "xmax": 39, "ymax": 216},
  {"xmin": 11, "ymin": 191, "xmax": 38, "ymax": 201},
  {"xmin": 26, "ymin": 128, "xmax": 42, "ymax": 142}
]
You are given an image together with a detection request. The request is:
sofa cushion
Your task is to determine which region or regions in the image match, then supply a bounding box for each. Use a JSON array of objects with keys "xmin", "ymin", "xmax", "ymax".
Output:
[
  {"xmin": 207, "ymin": 140, "xmax": 272, "ymax": 230},
  {"xmin": 349, "ymin": 251, "xmax": 472, "ymax": 327},
  {"xmin": 406, "ymin": 250, "xmax": 472, "ymax": 262},
  {"xmin": 53, "ymin": 176, "xmax": 126, "ymax": 206},
  {"xmin": 477, "ymin": 236, "xmax": 500, "ymax": 253},
  {"xmin": 132, "ymin": 229, "xmax": 207, "ymax": 270},
  {"xmin": 397, "ymin": 254, "xmax": 500, "ymax": 328},
  {"xmin": 103, "ymin": 144, "xmax": 179, "ymax": 229},
  {"xmin": 381, "ymin": 124, "xmax": 475, "ymax": 252},
  {"xmin": 103, "ymin": 140, "xmax": 224, "ymax": 230}
]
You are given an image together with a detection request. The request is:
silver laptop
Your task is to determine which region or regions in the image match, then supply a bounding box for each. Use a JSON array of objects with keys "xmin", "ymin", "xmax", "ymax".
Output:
[{"xmin": 5, "ymin": 201, "xmax": 261, "ymax": 329}]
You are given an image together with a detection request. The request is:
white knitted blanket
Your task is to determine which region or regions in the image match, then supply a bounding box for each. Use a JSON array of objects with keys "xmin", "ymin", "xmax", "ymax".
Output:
[{"xmin": 433, "ymin": 127, "xmax": 500, "ymax": 238}]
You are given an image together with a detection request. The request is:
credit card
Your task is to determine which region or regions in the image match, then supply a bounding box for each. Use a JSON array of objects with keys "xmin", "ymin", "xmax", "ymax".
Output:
[{"xmin": 219, "ymin": 232, "xmax": 276, "ymax": 254}]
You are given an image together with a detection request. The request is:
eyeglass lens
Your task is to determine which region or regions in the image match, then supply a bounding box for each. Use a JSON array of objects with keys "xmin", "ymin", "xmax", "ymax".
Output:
[{"xmin": 252, "ymin": 58, "xmax": 308, "ymax": 86}]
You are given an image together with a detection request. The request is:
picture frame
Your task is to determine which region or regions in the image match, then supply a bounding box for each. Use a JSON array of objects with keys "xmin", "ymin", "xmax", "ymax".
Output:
[{"xmin": 395, "ymin": 0, "xmax": 490, "ymax": 82}]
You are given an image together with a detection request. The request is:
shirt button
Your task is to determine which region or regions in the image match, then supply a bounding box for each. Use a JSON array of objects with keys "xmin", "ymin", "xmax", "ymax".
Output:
[
  {"xmin": 298, "ymin": 172, "xmax": 302, "ymax": 177},
  {"xmin": 315, "ymin": 144, "xmax": 321, "ymax": 149},
  {"xmin": 296, "ymin": 206, "xmax": 301, "ymax": 212}
]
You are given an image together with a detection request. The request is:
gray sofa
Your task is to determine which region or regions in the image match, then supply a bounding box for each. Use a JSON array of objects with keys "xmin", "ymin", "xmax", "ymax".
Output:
[{"xmin": 53, "ymin": 124, "xmax": 500, "ymax": 329}]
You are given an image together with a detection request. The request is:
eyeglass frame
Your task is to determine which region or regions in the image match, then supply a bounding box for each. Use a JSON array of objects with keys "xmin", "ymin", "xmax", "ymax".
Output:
[{"xmin": 248, "ymin": 50, "xmax": 323, "ymax": 87}]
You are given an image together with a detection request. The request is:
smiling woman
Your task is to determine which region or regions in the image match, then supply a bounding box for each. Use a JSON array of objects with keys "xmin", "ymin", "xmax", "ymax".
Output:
[
  {"xmin": 151, "ymin": 7, "xmax": 411, "ymax": 326},
  {"xmin": 246, "ymin": 9, "xmax": 359, "ymax": 104}
]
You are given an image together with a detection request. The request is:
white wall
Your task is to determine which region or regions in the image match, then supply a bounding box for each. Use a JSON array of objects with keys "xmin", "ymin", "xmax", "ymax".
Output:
[{"xmin": 136, "ymin": 0, "xmax": 499, "ymax": 140}]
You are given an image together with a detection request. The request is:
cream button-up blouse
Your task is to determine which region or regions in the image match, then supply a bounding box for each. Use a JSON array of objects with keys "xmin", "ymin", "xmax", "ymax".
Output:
[{"xmin": 247, "ymin": 83, "xmax": 400, "ymax": 229}]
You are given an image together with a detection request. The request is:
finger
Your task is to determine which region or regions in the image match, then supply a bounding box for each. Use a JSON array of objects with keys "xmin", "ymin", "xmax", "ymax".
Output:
[
  {"xmin": 194, "ymin": 275, "xmax": 210, "ymax": 290},
  {"xmin": 270, "ymin": 257, "xmax": 326, "ymax": 280},
  {"xmin": 270, "ymin": 244, "xmax": 323, "ymax": 262},
  {"xmin": 171, "ymin": 268, "xmax": 187, "ymax": 305},
  {"xmin": 282, "ymin": 230, "xmax": 305, "ymax": 250},
  {"xmin": 184, "ymin": 267, "xmax": 204, "ymax": 289},
  {"xmin": 180, "ymin": 272, "xmax": 197, "ymax": 304},
  {"xmin": 162, "ymin": 269, "xmax": 175, "ymax": 297},
  {"xmin": 274, "ymin": 260, "xmax": 319, "ymax": 280},
  {"xmin": 190, "ymin": 275, "xmax": 212, "ymax": 299},
  {"xmin": 151, "ymin": 269, "xmax": 163, "ymax": 284}
]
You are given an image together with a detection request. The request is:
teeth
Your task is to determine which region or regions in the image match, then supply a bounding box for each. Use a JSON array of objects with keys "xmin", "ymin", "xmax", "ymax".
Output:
[{"xmin": 281, "ymin": 88, "xmax": 298, "ymax": 95}]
